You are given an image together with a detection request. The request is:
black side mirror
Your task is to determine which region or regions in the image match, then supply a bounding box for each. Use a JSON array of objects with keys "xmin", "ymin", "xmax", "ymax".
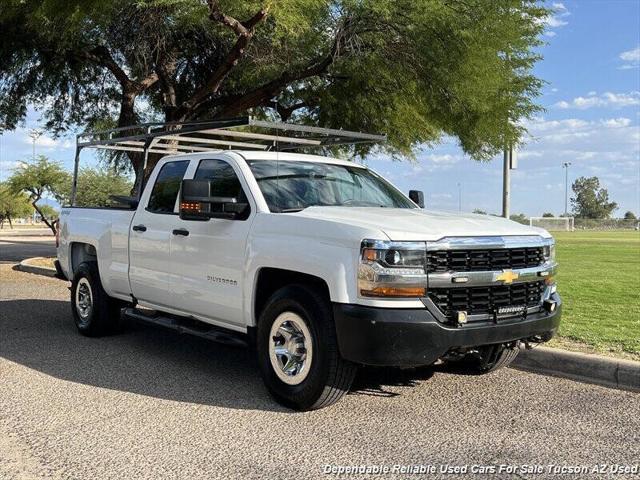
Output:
[
  {"xmin": 108, "ymin": 195, "xmax": 139, "ymax": 209},
  {"xmin": 180, "ymin": 179, "xmax": 248, "ymax": 220},
  {"xmin": 409, "ymin": 190, "xmax": 425, "ymax": 208}
]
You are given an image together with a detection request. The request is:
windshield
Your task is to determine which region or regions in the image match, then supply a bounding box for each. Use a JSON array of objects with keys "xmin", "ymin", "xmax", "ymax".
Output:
[{"xmin": 246, "ymin": 160, "xmax": 415, "ymax": 212}]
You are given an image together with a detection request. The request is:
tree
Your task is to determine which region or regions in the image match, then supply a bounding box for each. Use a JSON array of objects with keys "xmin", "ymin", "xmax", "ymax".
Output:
[
  {"xmin": 509, "ymin": 213, "xmax": 528, "ymax": 225},
  {"xmin": 38, "ymin": 204, "xmax": 58, "ymax": 220},
  {"xmin": 472, "ymin": 209, "xmax": 487, "ymax": 215},
  {"xmin": 570, "ymin": 176, "xmax": 618, "ymax": 219},
  {"xmin": 0, "ymin": 183, "xmax": 33, "ymax": 228},
  {"xmin": 624, "ymin": 211, "xmax": 637, "ymax": 221},
  {"xmin": 0, "ymin": 0, "xmax": 549, "ymax": 181},
  {"xmin": 8, "ymin": 156, "xmax": 71, "ymax": 234},
  {"xmin": 67, "ymin": 168, "xmax": 134, "ymax": 208},
  {"xmin": 542, "ymin": 212, "xmax": 554, "ymax": 217}
]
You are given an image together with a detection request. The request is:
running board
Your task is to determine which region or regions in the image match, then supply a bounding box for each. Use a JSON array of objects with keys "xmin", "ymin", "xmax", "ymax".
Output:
[{"xmin": 122, "ymin": 307, "xmax": 248, "ymax": 348}]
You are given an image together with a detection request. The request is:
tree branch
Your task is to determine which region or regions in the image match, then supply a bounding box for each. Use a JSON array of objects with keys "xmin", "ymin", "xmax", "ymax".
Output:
[
  {"xmin": 138, "ymin": 72, "xmax": 159, "ymax": 91},
  {"xmin": 155, "ymin": 53, "xmax": 178, "ymax": 118},
  {"xmin": 214, "ymin": 21, "xmax": 351, "ymax": 118},
  {"xmin": 78, "ymin": 45, "xmax": 158, "ymax": 93},
  {"xmin": 175, "ymin": 2, "xmax": 269, "ymax": 119},
  {"xmin": 81, "ymin": 46, "xmax": 131, "ymax": 87},
  {"xmin": 267, "ymin": 100, "xmax": 309, "ymax": 121}
]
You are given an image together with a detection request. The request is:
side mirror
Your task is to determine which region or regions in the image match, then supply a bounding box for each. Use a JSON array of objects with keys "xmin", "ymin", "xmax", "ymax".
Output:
[
  {"xmin": 180, "ymin": 179, "xmax": 248, "ymax": 220},
  {"xmin": 109, "ymin": 195, "xmax": 139, "ymax": 209},
  {"xmin": 409, "ymin": 190, "xmax": 425, "ymax": 208}
]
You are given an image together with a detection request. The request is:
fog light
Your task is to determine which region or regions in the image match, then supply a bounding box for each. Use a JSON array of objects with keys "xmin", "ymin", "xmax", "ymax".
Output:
[
  {"xmin": 457, "ymin": 311, "xmax": 468, "ymax": 324},
  {"xmin": 543, "ymin": 299, "xmax": 557, "ymax": 313}
]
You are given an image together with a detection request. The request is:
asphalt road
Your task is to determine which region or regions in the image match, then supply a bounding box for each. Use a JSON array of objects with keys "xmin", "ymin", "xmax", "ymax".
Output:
[
  {"xmin": 0, "ymin": 230, "xmax": 56, "ymax": 264},
  {"xmin": 1, "ymin": 265, "xmax": 639, "ymax": 480}
]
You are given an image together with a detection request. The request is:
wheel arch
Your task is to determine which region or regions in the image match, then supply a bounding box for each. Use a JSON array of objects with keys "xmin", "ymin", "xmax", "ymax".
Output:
[
  {"xmin": 252, "ymin": 268, "xmax": 331, "ymax": 326},
  {"xmin": 69, "ymin": 242, "xmax": 98, "ymax": 275}
]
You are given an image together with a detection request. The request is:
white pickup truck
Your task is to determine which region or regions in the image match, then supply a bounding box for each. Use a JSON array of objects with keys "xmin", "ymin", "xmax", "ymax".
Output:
[{"xmin": 58, "ymin": 150, "xmax": 561, "ymax": 410}]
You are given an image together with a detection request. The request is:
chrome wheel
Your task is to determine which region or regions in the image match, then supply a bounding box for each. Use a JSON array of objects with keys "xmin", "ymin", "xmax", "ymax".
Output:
[
  {"xmin": 75, "ymin": 277, "xmax": 93, "ymax": 321},
  {"xmin": 269, "ymin": 312, "xmax": 313, "ymax": 385}
]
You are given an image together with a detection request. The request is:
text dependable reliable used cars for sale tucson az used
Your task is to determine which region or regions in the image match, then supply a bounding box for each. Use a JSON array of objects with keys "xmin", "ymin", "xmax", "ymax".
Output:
[{"xmin": 57, "ymin": 119, "xmax": 561, "ymax": 410}]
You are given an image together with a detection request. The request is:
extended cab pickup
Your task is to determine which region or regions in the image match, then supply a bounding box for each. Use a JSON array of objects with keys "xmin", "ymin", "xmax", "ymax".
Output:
[{"xmin": 58, "ymin": 150, "xmax": 561, "ymax": 410}]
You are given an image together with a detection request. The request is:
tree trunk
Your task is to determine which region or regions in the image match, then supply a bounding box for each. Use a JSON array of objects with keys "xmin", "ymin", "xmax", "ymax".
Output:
[
  {"xmin": 118, "ymin": 88, "xmax": 147, "ymax": 193},
  {"xmin": 31, "ymin": 200, "xmax": 56, "ymax": 235}
]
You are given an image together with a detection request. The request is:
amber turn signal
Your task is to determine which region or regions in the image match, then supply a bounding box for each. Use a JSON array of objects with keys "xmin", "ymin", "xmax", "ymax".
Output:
[
  {"xmin": 180, "ymin": 202, "xmax": 201, "ymax": 212},
  {"xmin": 360, "ymin": 286, "xmax": 426, "ymax": 298},
  {"xmin": 362, "ymin": 248, "xmax": 377, "ymax": 262}
]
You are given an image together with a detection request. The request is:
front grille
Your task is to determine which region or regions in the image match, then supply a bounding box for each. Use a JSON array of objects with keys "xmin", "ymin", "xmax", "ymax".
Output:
[
  {"xmin": 426, "ymin": 247, "xmax": 544, "ymax": 273},
  {"xmin": 428, "ymin": 281, "xmax": 545, "ymax": 320}
]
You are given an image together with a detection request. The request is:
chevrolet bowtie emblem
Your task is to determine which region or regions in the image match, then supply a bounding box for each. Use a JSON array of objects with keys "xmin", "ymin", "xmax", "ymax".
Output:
[{"xmin": 495, "ymin": 269, "xmax": 519, "ymax": 284}]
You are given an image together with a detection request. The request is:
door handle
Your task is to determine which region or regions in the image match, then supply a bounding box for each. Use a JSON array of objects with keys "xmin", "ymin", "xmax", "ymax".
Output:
[
  {"xmin": 172, "ymin": 228, "xmax": 189, "ymax": 237},
  {"xmin": 132, "ymin": 224, "xmax": 147, "ymax": 232}
]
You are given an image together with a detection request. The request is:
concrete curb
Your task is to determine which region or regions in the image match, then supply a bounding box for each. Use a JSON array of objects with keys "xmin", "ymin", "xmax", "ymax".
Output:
[
  {"xmin": 16, "ymin": 258, "xmax": 57, "ymax": 278},
  {"xmin": 512, "ymin": 346, "xmax": 640, "ymax": 393}
]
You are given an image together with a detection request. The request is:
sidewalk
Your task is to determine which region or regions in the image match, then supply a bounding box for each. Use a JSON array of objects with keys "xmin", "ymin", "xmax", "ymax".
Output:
[{"xmin": 0, "ymin": 228, "xmax": 53, "ymax": 237}]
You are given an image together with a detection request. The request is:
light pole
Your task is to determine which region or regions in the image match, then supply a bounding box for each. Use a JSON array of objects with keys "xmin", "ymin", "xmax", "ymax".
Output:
[
  {"xmin": 28, "ymin": 128, "xmax": 42, "ymax": 160},
  {"xmin": 457, "ymin": 182, "xmax": 462, "ymax": 212},
  {"xmin": 502, "ymin": 145, "xmax": 517, "ymax": 218},
  {"xmin": 563, "ymin": 162, "xmax": 571, "ymax": 216},
  {"xmin": 0, "ymin": 123, "xmax": 4, "ymax": 177}
]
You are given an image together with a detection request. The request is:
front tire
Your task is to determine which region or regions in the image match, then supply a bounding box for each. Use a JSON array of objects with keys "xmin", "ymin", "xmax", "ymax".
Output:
[
  {"xmin": 70, "ymin": 261, "xmax": 125, "ymax": 336},
  {"xmin": 257, "ymin": 285, "xmax": 357, "ymax": 411}
]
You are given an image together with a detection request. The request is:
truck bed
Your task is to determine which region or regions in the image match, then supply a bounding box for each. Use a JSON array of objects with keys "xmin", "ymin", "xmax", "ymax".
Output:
[{"xmin": 58, "ymin": 207, "xmax": 136, "ymax": 301}]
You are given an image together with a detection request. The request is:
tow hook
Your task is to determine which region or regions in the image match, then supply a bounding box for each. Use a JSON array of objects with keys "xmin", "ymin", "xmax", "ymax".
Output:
[{"xmin": 519, "ymin": 340, "xmax": 534, "ymax": 350}]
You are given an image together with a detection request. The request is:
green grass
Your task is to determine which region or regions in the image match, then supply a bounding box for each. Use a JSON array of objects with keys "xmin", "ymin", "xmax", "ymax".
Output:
[{"xmin": 551, "ymin": 230, "xmax": 640, "ymax": 359}]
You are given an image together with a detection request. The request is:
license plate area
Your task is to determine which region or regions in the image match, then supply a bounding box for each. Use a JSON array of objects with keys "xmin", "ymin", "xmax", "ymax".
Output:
[{"xmin": 495, "ymin": 304, "xmax": 527, "ymax": 318}]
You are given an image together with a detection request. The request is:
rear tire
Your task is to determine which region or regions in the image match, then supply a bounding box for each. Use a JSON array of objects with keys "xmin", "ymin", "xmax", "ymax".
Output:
[
  {"xmin": 70, "ymin": 261, "xmax": 125, "ymax": 336},
  {"xmin": 257, "ymin": 284, "xmax": 357, "ymax": 411}
]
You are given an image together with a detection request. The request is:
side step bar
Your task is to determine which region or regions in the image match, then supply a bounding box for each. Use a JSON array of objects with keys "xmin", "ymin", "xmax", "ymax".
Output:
[{"xmin": 122, "ymin": 307, "xmax": 248, "ymax": 348}]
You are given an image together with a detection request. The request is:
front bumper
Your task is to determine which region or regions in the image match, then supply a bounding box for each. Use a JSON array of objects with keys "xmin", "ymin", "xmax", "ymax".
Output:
[{"xmin": 333, "ymin": 294, "xmax": 562, "ymax": 367}]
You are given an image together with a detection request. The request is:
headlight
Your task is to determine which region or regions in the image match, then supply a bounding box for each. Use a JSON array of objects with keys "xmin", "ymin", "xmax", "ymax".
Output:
[
  {"xmin": 543, "ymin": 242, "xmax": 556, "ymax": 262},
  {"xmin": 358, "ymin": 240, "xmax": 427, "ymax": 297}
]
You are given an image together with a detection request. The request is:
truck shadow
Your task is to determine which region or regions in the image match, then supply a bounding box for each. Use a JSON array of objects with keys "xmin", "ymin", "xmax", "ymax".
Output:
[
  {"xmin": 350, "ymin": 367, "xmax": 435, "ymax": 398},
  {"xmin": 0, "ymin": 299, "xmax": 436, "ymax": 410}
]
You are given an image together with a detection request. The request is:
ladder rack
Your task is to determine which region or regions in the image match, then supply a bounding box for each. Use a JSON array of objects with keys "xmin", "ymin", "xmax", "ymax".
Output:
[{"xmin": 71, "ymin": 116, "xmax": 386, "ymax": 204}]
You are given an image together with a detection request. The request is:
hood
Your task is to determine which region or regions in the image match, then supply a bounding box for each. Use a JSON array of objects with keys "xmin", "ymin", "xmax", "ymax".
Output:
[{"xmin": 296, "ymin": 207, "xmax": 550, "ymax": 241}]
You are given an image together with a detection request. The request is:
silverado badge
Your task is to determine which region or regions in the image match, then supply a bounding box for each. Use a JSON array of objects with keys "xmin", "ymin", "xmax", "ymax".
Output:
[{"xmin": 494, "ymin": 269, "xmax": 519, "ymax": 284}]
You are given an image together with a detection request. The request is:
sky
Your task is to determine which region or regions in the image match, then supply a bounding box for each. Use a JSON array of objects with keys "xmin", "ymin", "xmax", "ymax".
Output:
[{"xmin": 0, "ymin": 0, "xmax": 639, "ymax": 217}]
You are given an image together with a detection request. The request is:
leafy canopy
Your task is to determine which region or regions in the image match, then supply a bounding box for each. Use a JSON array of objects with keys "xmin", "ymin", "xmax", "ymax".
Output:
[
  {"xmin": 38, "ymin": 204, "xmax": 59, "ymax": 221},
  {"xmin": 8, "ymin": 156, "xmax": 71, "ymax": 233},
  {"xmin": 70, "ymin": 168, "xmax": 134, "ymax": 207},
  {"xmin": 571, "ymin": 176, "xmax": 618, "ymax": 219},
  {"xmin": 1, "ymin": 0, "xmax": 548, "ymax": 173},
  {"xmin": 0, "ymin": 182, "xmax": 34, "ymax": 226},
  {"xmin": 9, "ymin": 156, "xmax": 71, "ymax": 203}
]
